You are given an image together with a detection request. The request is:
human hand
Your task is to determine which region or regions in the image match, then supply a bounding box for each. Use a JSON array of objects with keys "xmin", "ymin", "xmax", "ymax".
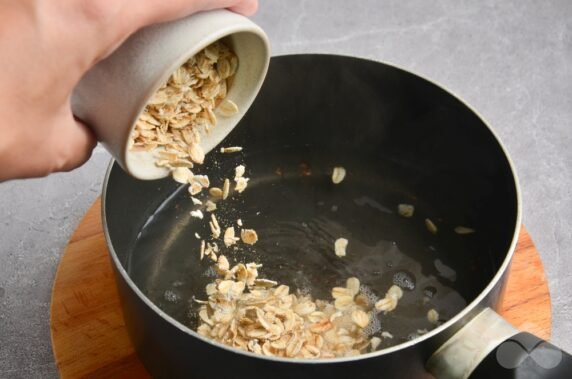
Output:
[{"xmin": 0, "ymin": 0, "xmax": 258, "ymax": 181}]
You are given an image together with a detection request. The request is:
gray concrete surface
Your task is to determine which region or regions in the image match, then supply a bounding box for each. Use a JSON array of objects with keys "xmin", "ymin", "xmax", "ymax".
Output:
[{"xmin": 1, "ymin": 1, "xmax": 571, "ymax": 377}]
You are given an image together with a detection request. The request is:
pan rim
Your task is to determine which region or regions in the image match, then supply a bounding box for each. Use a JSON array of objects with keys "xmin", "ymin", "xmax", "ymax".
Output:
[{"xmin": 101, "ymin": 53, "xmax": 522, "ymax": 364}]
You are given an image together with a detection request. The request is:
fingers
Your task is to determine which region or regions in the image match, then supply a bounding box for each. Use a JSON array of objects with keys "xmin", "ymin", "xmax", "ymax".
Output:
[
  {"xmin": 128, "ymin": 0, "xmax": 259, "ymax": 30},
  {"xmin": 82, "ymin": 0, "xmax": 259, "ymax": 71},
  {"xmin": 228, "ymin": 0, "xmax": 259, "ymax": 16}
]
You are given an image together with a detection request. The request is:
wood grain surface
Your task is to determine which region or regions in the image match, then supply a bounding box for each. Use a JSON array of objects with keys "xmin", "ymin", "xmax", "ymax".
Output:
[{"xmin": 50, "ymin": 198, "xmax": 551, "ymax": 378}]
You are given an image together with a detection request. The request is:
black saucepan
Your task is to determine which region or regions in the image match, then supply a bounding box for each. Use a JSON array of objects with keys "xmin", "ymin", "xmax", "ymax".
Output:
[{"xmin": 101, "ymin": 55, "xmax": 571, "ymax": 378}]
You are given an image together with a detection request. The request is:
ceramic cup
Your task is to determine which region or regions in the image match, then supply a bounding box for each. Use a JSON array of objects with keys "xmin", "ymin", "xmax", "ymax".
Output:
[{"xmin": 71, "ymin": 9, "xmax": 270, "ymax": 180}]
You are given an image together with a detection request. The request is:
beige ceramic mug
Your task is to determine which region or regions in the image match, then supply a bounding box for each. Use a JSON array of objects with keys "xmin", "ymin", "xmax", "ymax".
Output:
[{"xmin": 72, "ymin": 9, "xmax": 270, "ymax": 180}]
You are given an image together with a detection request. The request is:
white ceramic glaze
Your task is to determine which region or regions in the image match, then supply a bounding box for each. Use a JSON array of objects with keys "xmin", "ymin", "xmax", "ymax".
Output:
[{"xmin": 71, "ymin": 10, "xmax": 270, "ymax": 180}]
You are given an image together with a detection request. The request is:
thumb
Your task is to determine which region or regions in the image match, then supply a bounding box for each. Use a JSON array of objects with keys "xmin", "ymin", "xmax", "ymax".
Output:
[
  {"xmin": 55, "ymin": 117, "xmax": 98, "ymax": 173},
  {"xmin": 0, "ymin": 110, "xmax": 97, "ymax": 180}
]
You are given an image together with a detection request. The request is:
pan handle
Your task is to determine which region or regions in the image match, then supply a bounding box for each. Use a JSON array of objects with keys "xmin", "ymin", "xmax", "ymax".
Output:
[{"xmin": 426, "ymin": 308, "xmax": 572, "ymax": 379}]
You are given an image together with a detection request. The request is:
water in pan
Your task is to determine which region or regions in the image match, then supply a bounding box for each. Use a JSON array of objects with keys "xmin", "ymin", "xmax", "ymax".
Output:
[{"xmin": 127, "ymin": 146, "xmax": 495, "ymax": 350}]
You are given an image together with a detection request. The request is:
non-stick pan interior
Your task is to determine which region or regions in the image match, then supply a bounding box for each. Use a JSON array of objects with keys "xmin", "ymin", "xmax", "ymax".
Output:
[{"xmin": 104, "ymin": 55, "xmax": 518, "ymax": 349}]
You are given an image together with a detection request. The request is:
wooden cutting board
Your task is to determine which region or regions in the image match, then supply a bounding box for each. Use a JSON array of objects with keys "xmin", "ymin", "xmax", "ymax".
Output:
[{"xmin": 50, "ymin": 198, "xmax": 551, "ymax": 378}]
